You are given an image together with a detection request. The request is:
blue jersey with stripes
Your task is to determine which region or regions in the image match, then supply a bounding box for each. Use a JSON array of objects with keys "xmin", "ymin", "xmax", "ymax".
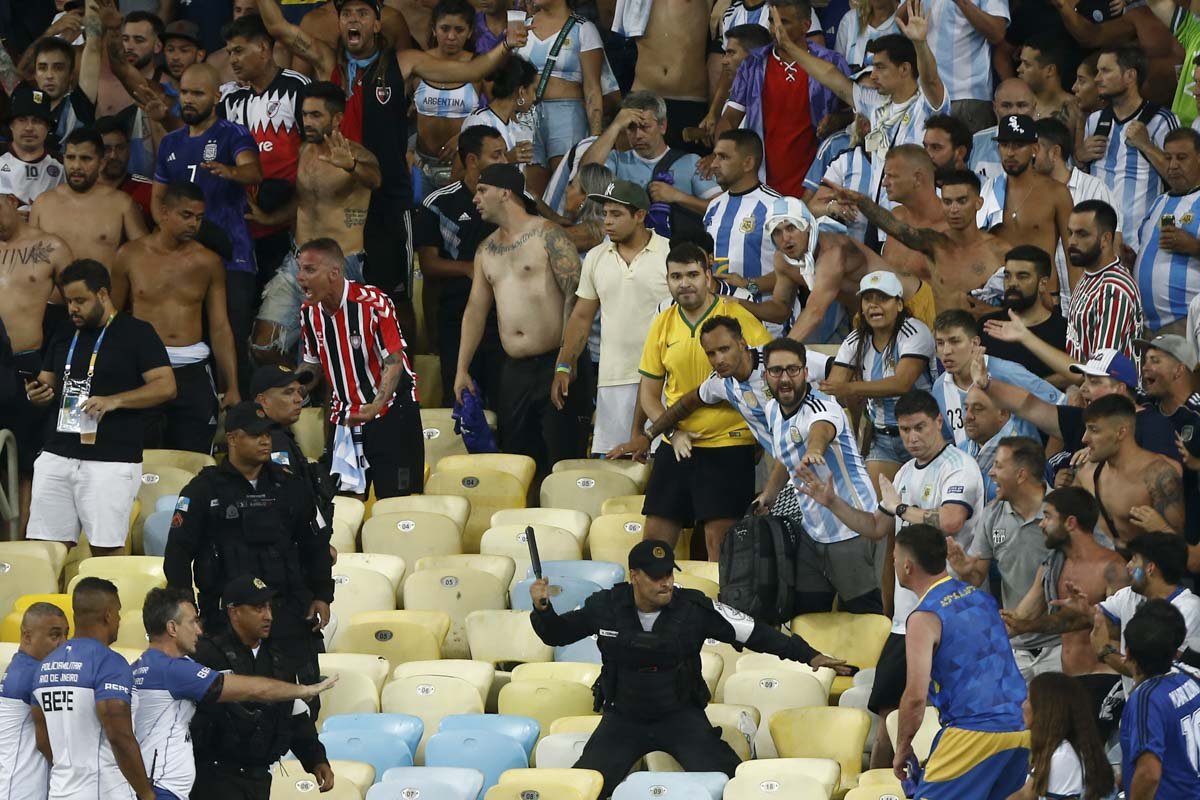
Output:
[
  {"xmin": 697, "ymin": 347, "xmax": 774, "ymax": 448},
  {"xmin": 0, "ymin": 651, "xmax": 48, "ymax": 800},
  {"xmin": 1120, "ymin": 664, "xmax": 1200, "ymax": 798},
  {"xmin": 1133, "ymin": 186, "xmax": 1200, "ymax": 332},
  {"xmin": 1083, "ymin": 104, "xmax": 1178, "ymax": 247},
  {"xmin": 933, "ymin": 355, "xmax": 1062, "ymax": 447},
  {"xmin": 834, "ymin": 318, "xmax": 937, "ymax": 429},
  {"xmin": 766, "ymin": 390, "xmax": 877, "ymax": 544},
  {"xmin": 969, "ymin": 125, "xmax": 1002, "ymax": 181},
  {"xmin": 816, "ymin": 145, "xmax": 872, "ymax": 242},
  {"xmin": 704, "ymin": 183, "xmax": 782, "ymax": 280},
  {"xmin": 915, "ymin": 576, "xmax": 1026, "ymax": 732},
  {"xmin": 925, "ymin": 0, "xmax": 1009, "ymax": 102},
  {"xmin": 803, "ymin": 128, "xmax": 853, "ymax": 195}
]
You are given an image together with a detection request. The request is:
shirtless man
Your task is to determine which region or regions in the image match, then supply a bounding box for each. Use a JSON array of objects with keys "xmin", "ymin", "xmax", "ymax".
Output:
[
  {"xmin": 453, "ymin": 163, "xmax": 587, "ymax": 474},
  {"xmin": 208, "ymin": 0, "xmax": 291, "ymax": 86},
  {"xmin": 1072, "ymin": 393, "xmax": 1185, "ymax": 549},
  {"xmin": 251, "ymin": 81, "xmax": 380, "ymax": 365},
  {"xmin": 1016, "ymin": 35, "xmax": 1080, "ymax": 129},
  {"xmin": 110, "ymin": 181, "xmax": 240, "ymax": 454},
  {"xmin": 630, "ymin": 0, "xmax": 711, "ymax": 150},
  {"xmin": 0, "ymin": 192, "xmax": 74, "ymax": 533},
  {"xmin": 826, "ymin": 168, "xmax": 1009, "ymax": 313}
]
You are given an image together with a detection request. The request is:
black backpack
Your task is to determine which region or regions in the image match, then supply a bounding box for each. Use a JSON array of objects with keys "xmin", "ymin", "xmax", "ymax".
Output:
[
  {"xmin": 651, "ymin": 149, "xmax": 709, "ymax": 244},
  {"xmin": 717, "ymin": 512, "xmax": 803, "ymax": 625}
]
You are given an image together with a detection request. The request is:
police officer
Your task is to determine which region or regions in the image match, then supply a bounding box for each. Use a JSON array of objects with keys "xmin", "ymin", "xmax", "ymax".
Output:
[
  {"xmin": 164, "ymin": 401, "xmax": 334, "ymax": 696},
  {"xmin": 529, "ymin": 539, "xmax": 854, "ymax": 799},
  {"xmin": 190, "ymin": 575, "xmax": 333, "ymax": 800}
]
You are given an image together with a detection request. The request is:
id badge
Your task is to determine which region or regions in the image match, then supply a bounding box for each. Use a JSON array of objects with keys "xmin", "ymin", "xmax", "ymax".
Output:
[{"xmin": 57, "ymin": 380, "xmax": 98, "ymax": 438}]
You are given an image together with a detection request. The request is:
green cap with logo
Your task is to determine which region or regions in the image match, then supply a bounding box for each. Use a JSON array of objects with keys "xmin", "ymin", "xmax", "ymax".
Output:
[{"xmin": 587, "ymin": 179, "xmax": 650, "ymax": 212}]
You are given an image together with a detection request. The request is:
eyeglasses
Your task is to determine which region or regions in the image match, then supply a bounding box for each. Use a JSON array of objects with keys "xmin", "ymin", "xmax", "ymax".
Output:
[{"xmin": 765, "ymin": 365, "xmax": 805, "ymax": 377}]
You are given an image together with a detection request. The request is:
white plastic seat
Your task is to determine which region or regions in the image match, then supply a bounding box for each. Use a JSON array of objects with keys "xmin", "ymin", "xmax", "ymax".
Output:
[
  {"xmin": 490, "ymin": 508, "xmax": 591, "ymax": 547},
  {"xmin": 391, "ymin": 660, "xmax": 496, "ymax": 708},
  {"xmin": 402, "ymin": 567, "xmax": 507, "ymax": 659},
  {"xmin": 381, "ymin": 675, "xmax": 485, "ymax": 764}
]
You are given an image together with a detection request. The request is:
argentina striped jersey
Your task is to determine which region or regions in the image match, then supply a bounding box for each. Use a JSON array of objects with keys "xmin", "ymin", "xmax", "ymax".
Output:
[
  {"xmin": 1133, "ymin": 186, "xmax": 1200, "ymax": 331},
  {"xmin": 704, "ymin": 183, "xmax": 782, "ymax": 280}
]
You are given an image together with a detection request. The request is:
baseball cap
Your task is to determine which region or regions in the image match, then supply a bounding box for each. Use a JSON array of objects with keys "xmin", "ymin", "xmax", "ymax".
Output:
[
  {"xmin": 223, "ymin": 575, "xmax": 277, "ymax": 607},
  {"xmin": 162, "ymin": 20, "xmax": 202, "ymax": 45},
  {"xmin": 628, "ymin": 539, "xmax": 680, "ymax": 580},
  {"xmin": 478, "ymin": 164, "xmax": 538, "ymax": 213},
  {"xmin": 857, "ymin": 270, "xmax": 904, "ymax": 299},
  {"xmin": 250, "ymin": 364, "xmax": 315, "ymax": 398},
  {"xmin": 1134, "ymin": 334, "xmax": 1198, "ymax": 370},
  {"xmin": 334, "ymin": 0, "xmax": 382, "ymax": 15},
  {"xmin": 8, "ymin": 87, "xmax": 55, "ymax": 125},
  {"xmin": 224, "ymin": 401, "xmax": 275, "ymax": 435},
  {"xmin": 1068, "ymin": 348, "xmax": 1139, "ymax": 389},
  {"xmin": 764, "ymin": 196, "xmax": 812, "ymax": 238},
  {"xmin": 994, "ymin": 114, "xmax": 1038, "ymax": 144},
  {"xmin": 587, "ymin": 179, "xmax": 649, "ymax": 211}
]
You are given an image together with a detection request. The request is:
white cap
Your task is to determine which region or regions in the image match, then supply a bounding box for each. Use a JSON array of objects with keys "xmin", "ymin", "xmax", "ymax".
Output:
[
  {"xmin": 857, "ymin": 270, "xmax": 904, "ymax": 299},
  {"xmin": 764, "ymin": 196, "xmax": 811, "ymax": 238}
]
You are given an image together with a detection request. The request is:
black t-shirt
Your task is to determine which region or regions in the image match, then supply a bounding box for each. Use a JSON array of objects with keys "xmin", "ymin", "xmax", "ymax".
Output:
[
  {"xmin": 414, "ymin": 180, "xmax": 497, "ymax": 309},
  {"xmin": 1057, "ymin": 404, "xmax": 1180, "ymax": 459},
  {"xmin": 41, "ymin": 314, "xmax": 170, "ymax": 463},
  {"xmin": 979, "ymin": 310, "xmax": 1068, "ymax": 380}
]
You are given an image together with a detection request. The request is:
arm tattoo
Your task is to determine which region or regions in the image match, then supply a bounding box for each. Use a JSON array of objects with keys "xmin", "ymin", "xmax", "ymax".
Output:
[
  {"xmin": 544, "ymin": 225, "xmax": 582, "ymax": 332},
  {"xmin": 0, "ymin": 42, "xmax": 20, "ymax": 95},
  {"xmin": 921, "ymin": 508, "xmax": 941, "ymax": 528},
  {"xmin": 372, "ymin": 352, "xmax": 403, "ymax": 404},
  {"xmin": 1028, "ymin": 609, "xmax": 1093, "ymax": 634},
  {"xmin": 1146, "ymin": 464, "xmax": 1184, "ymax": 530},
  {"xmin": 854, "ymin": 198, "xmax": 940, "ymax": 257}
]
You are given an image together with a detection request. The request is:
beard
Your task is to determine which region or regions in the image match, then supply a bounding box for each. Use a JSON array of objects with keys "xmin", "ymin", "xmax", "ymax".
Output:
[
  {"xmin": 1002, "ymin": 288, "xmax": 1039, "ymax": 312},
  {"xmin": 1068, "ymin": 241, "xmax": 1101, "ymax": 267},
  {"xmin": 1003, "ymin": 158, "xmax": 1030, "ymax": 177},
  {"xmin": 180, "ymin": 104, "xmax": 212, "ymax": 125}
]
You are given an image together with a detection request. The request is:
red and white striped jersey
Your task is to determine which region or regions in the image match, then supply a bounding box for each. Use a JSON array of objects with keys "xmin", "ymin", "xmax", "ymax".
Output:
[
  {"xmin": 1065, "ymin": 260, "xmax": 1145, "ymax": 365},
  {"xmin": 300, "ymin": 280, "xmax": 418, "ymax": 424},
  {"xmin": 220, "ymin": 68, "xmax": 309, "ymax": 183}
]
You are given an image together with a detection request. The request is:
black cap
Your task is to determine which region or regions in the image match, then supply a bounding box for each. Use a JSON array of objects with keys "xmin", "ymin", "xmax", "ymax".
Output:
[
  {"xmin": 223, "ymin": 574, "xmax": 277, "ymax": 606},
  {"xmin": 162, "ymin": 20, "xmax": 202, "ymax": 46},
  {"xmin": 478, "ymin": 163, "xmax": 538, "ymax": 213},
  {"xmin": 994, "ymin": 114, "xmax": 1037, "ymax": 144},
  {"xmin": 334, "ymin": 0, "xmax": 382, "ymax": 16},
  {"xmin": 628, "ymin": 539, "xmax": 680, "ymax": 579},
  {"xmin": 224, "ymin": 401, "xmax": 274, "ymax": 435},
  {"xmin": 8, "ymin": 86, "xmax": 55, "ymax": 125},
  {"xmin": 250, "ymin": 364, "xmax": 314, "ymax": 397}
]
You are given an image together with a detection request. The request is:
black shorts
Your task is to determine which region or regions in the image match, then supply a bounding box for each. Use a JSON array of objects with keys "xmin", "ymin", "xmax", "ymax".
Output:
[
  {"xmin": 364, "ymin": 198, "xmax": 414, "ymax": 300},
  {"xmin": 868, "ymin": 632, "xmax": 907, "ymax": 714},
  {"xmin": 498, "ymin": 350, "xmax": 591, "ymax": 475},
  {"xmin": 642, "ymin": 441, "xmax": 756, "ymax": 523},
  {"xmin": 3, "ymin": 350, "xmax": 49, "ymax": 473},
  {"xmin": 143, "ymin": 361, "xmax": 218, "ymax": 455},
  {"xmin": 663, "ymin": 99, "xmax": 710, "ymax": 156},
  {"xmin": 362, "ymin": 398, "xmax": 425, "ymax": 499}
]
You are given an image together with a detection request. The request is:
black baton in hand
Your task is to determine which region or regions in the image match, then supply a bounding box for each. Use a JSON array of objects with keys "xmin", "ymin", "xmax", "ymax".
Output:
[{"xmin": 526, "ymin": 525, "xmax": 542, "ymax": 580}]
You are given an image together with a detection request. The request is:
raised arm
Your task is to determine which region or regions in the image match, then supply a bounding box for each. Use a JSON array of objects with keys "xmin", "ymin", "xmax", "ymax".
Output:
[
  {"xmin": 218, "ymin": 673, "xmax": 339, "ymax": 704},
  {"xmin": 399, "ymin": 41, "xmax": 510, "ymax": 85},
  {"xmin": 981, "ymin": 311, "xmax": 1076, "ymax": 380},
  {"xmin": 771, "ymin": 8, "xmax": 854, "ymax": 106},
  {"xmin": 822, "ymin": 179, "xmax": 945, "ymax": 257},
  {"xmin": 581, "ymin": 107, "xmax": 647, "ymax": 167},
  {"xmin": 970, "ymin": 349, "xmax": 1065, "ymax": 437},
  {"xmin": 896, "ymin": 0, "xmax": 946, "ymax": 109},
  {"xmin": 255, "ymin": 0, "xmax": 336, "ymax": 77},
  {"xmin": 80, "ymin": 0, "xmax": 104, "ymax": 104},
  {"xmin": 320, "ymin": 134, "xmax": 382, "ymax": 190},
  {"xmin": 544, "ymin": 224, "xmax": 582, "ymax": 337},
  {"xmin": 201, "ymin": 147, "xmax": 263, "ymax": 186},
  {"xmin": 1048, "ymin": 0, "xmax": 1135, "ymax": 48}
]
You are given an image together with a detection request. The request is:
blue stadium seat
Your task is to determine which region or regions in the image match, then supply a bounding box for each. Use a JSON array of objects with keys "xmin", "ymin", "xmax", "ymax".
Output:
[
  {"xmin": 318, "ymin": 729, "xmax": 413, "ymax": 778},
  {"xmin": 439, "ymin": 713, "xmax": 540, "ymax": 759},
  {"xmin": 425, "ymin": 729, "xmax": 529, "ymax": 799},
  {"xmin": 322, "ymin": 713, "xmax": 424, "ymax": 759},
  {"xmin": 154, "ymin": 494, "xmax": 180, "ymax": 513},
  {"xmin": 511, "ymin": 577, "xmax": 602, "ymax": 613},
  {"xmin": 378, "ymin": 766, "xmax": 485, "ymax": 800},
  {"xmin": 527, "ymin": 560, "xmax": 625, "ymax": 590},
  {"xmin": 554, "ymin": 637, "xmax": 602, "ymax": 664},
  {"xmin": 142, "ymin": 510, "xmax": 173, "ymax": 557},
  {"xmin": 612, "ymin": 771, "xmax": 729, "ymax": 800}
]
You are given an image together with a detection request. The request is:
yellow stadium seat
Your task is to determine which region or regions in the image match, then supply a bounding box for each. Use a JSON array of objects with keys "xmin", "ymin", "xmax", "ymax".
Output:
[
  {"xmin": 677, "ymin": 560, "xmax": 720, "ymax": 584},
  {"xmin": 133, "ymin": 467, "xmax": 193, "ymax": 554},
  {"xmin": 538, "ymin": 470, "xmax": 639, "ymax": 521},
  {"xmin": 0, "ymin": 593, "xmax": 73, "ymax": 643},
  {"xmin": 0, "ymin": 642, "xmax": 18, "ymax": 673},
  {"xmin": 329, "ymin": 566, "xmax": 397, "ymax": 638},
  {"xmin": 466, "ymin": 609, "xmax": 553, "ymax": 669},
  {"xmin": 426, "ymin": 467, "xmax": 527, "ymax": 553},
  {"xmin": 116, "ymin": 608, "xmax": 148, "ymax": 650},
  {"xmin": 600, "ymin": 495, "xmax": 646, "ymax": 515},
  {"xmin": 315, "ymin": 668, "xmax": 380, "ymax": 728},
  {"xmin": 735, "ymin": 653, "xmax": 836, "ymax": 696},
  {"xmin": 770, "ymin": 707, "xmax": 872, "ymax": 793},
  {"xmin": 844, "ymin": 787, "xmax": 905, "ymax": 800},
  {"xmin": 736, "ymin": 758, "xmax": 841, "ymax": 798},
  {"xmin": 549, "ymin": 715, "xmax": 603, "ymax": 736},
  {"xmin": 495, "ymin": 768, "xmax": 603, "ymax": 800},
  {"xmin": 0, "ymin": 552, "xmax": 59, "ymax": 618},
  {"xmin": 290, "ymin": 407, "xmax": 327, "ymax": 462},
  {"xmin": 269, "ymin": 760, "xmax": 363, "ymax": 799},
  {"xmin": 317, "ymin": 653, "xmax": 390, "ymax": 693},
  {"xmin": 381, "ymin": 674, "xmax": 484, "ymax": 763},
  {"xmin": 885, "ymin": 706, "xmax": 941, "ymax": 762},
  {"xmin": 114, "ymin": 646, "xmax": 143, "ymax": 663},
  {"xmin": 361, "ymin": 512, "xmax": 462, "ymax": 572},
  {"xmin": 419, "ymin": 408, "xmax": 468, "ymax": 466},
  {"xmin": 369, "ymin": 495, "xmax": 470, "ymax": 531},
  {"xmin": 142, "ymin": 449, "xmax": 216, "ymax": 475},
  {"xmin": 724, "ymin": 670, "xmax": 829, "ymax": 758},
  {"xmin": 484, "ymin": 784, "xmax": 582, "ymax": 800},
  {"xmin": 673, "ymin": 572, "xmax": 719, "ymax": 600},
  {"xmin": 332, "ymin": 610, "xmax": 450, "ymax": 670},
  {"xmin": 0, "ymin": 541, "xmax": 67, "ymax": 581},
  {"xmin": 480, "ymin": 525, "xmax": 582, "ymax": 580},
  {"xmin": 334, "ymin": 553, "xmax": 406, "ymax": 601},
  {"xmin": 857, "ymin": 768, "xmax": 904, "ymax": 788},
  {"xmin": 722, "ymin": 774, "xmax": 830, "ymax": 800},
  {"xmin": 700, "ymin": 650, "xmax": 724, "ymax": 697},
  {"xmin": 67, "ymin": 557, "xmax": 165, "ymax": 613},
  {"xmin": 702, "ymin": 639, "xmax": 741, "ymax": 703},
  {"xmin": 331, "ymin": 519, "xmax": 358, "ymax": 555},
  {"xmin": 490, "ymin": 508, "xmax": 590, "ymax": 548},
  {"xmin": 274, "ymin": 759, "xmax": 374, "ymax": 797},
  {"xmin": 412, "ymin": 355, "xmax": 444, "ymax": 409},
  {"xmin": 414, "ymin": 554, "xmax": 516, "ymax": 588},
  {"xmin": 586, "ymin": 514, "xmax": 647, "ymax": 576},
  {"xmin": 510, "ymin": 661, "xmax": 601, "ymax": 687},
  {"xmin": 401, "ymin": 567, "xmax": 507, "ymax": 659},
  {"xmin": 498, "ymin": 679, "xmax": 596, "ymax": 743},
  {"xmin": 789, "ymin": 613, "xmax": 891, "ymax": 701},
  {"xmin": 333, "ymin": 496, "xmax": 366, "ymax": 538},
  {"xmin": 437, "ymin": 454, "xmax": 535, "ymax": 492},
  {"xmin": 392, "ymin": 659, "xmax": 495, "ymax": 707},
  {"xmin": 552, "ymin": 458, "xmax": 650, "ymax": 492}
]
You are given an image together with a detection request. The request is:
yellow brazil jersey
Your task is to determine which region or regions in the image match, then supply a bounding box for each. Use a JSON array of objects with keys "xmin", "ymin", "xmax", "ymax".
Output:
[{"xmin": 638, "ymin": 296, "xmax": 771, "ymax": 447}]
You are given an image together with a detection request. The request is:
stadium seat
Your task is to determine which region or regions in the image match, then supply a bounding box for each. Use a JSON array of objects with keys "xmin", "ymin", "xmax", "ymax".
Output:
[
  {"xmin": 426, "ymin": 467, "xmax": 527, "ymax": 553},
  {"xmin": 323, "ymin": 761, "xmax": 376, "ymax": 796},
  {"xmin": 381, "ymin": 675, "xmax": 485, "ymax": 763},
  {"xmin": 0, "ymin": 593, "xmax": 74, "ymax": 643},
  {"xmin": 439, "ymin": 713, "xmax": 540, "ymax": 759},
  {"xmin": 332, "ymin": 610, "xmax": 450, "ymax": 670},
  {"xmin": 511, "ymin": 577, "xmax": 601, "ymax": 613},
  {"xmin": 524, "ymin": 560, "xmax": 624, "ymax": 590},
  {"xmin": 789, "ymin": 613, "xmax": 891, "ymax": 700},
  {"xmin": 534, "ymin": 731, "xmax": 590, "ymax": 769},
  {"xmin": 315, "ymin": 669, "xmax": 380, "ymax": 727},
  {"xmin": 437, "ymin": 454, "xmax": 535, "ymax": 492},
  {"xmin": 491, "ymin": 508, "xmax": 591, "ymax": 547},
  {"xmin": 113, "ymin": 646, "xmax": 143, "ymax": 664},
  {"xmin": 290, "ymin": 407, "xmax": 326, "ymax": 462},
  {"xmin": 552, "ymin": 458, "xmax": 650, "ymax": 492},
  {"xmin": 612, "ymin": 772, "xmax": 728, "ymax": 800},
  {"xmin": 330, "ymin": 566, "xmax": 398, "ymax": 637},
  {"xmin": 318, "ymin": 653, "xmax": 390, "ymax": 693},
  {"xmin": 466, "ymin": 610, "xmax": 552, "ymax": 669},
  {"xmin": 480, "ymin": 524, "xmax": 582, "ymax": 578},
  {"xmin": 484, "ymin": 785, "xmax": 582, "ymax": 800},
  {"xmin": 704, "ymin": 703, "xmax": 760, "ymax": 760},
  {"xmin": 402, "ymin": 567, "xmax": 507, "ymax": 659},
  {"xmin": 548, "ymin": 715, "xmax": 603, "ymax": 736},
  {"xmin": 702, "ymin": 640, "xmax": 741, "ymax": 702},
  {"xmin": 857, "ymin": 768, "xmax": 904, "ymax": 788},
  {"xmin": 337, "ymin": 553, "xmax": 407, "ymax": 600},
  {"xmin": 71, "ymin": 556, "xmax": 166, "ymax": 611},
  {"xmin": 323, "ymin": 713, "xmax": 423, "ymax": 756},
  {"xmin": 539, "ymin": 470, "xmax": 639, "ymax": 521},
  {"xmin": 319, "ymin": 729, "xmax": 414, "ymax": 778},
  {"xmin": 271, "ymin": 760, "xmax": 367, "ymax": 799},
  {"xmin": 492, "ymin": 768, "xmax": 603, "ymax": 800},
  {"xmin": 331, "ymin": 519, "xmax": 358, "ymax": 555},
  {"xmin": 0, "ymin": 541, "xmax": 67, "ymax": 581},
  {"xmin": 510, "ymin": 661, "xmax": 601, "ymax": 688},
  {"xmin": 376, "ymin": 767, "xmax": 484, "ymax": 800},
  {"xmin": 154, "ymin": 494, "xmax": 181, "ymax": 513},
  {"xmin": 133, "ymin": 467, "xmax": 193, "ymax": 554},
  {"xmin": 497, "ymin": 679, "xmax": 596, "ymax": 742},
  {"xmin": 885, "ymin": 706, "xmax": 941, "ymax": 762},
  {"xmin": 426, "ymin": 729, "xmax": 529, "ymax": 797},
  {"xmin": 142, "ymin": 449, "xmax": 215, "ymax": 475},
  {"xmin": 419, "ymin": 408, "xmax": 470, "ymax": 467},
  {"xmin": 586, "ymin": 514, "xmax": 648, "ymax": 575},
  {"xmin": 724, "ymin": 671, "xmax": 829, "ymax": 759},
  {"xmin": 700, "ymin": 650, "xmax": 724, "ymax": 697},
  {"xmin": 555, "ymin": 637, "xmax": 601, "ymax": 664},
  {"xmin": 115, "ymin": 608, "xmax": 148, "ymax": 650},
  {"xmin": 141, "ymin": 510, "xmax": 172, "ymax": 557},
  {"xmin": 843, "ymin": 788, "xmax": 904, "ymax": 800},
  {"xmin": 413, "ymin": 554, "xmax": 516, "ymax": 588},
  {"xmin": 673, "ymin": 572, "xmax": 719, "ymax": 599},
  {"xmin": 333, "ymin": 496, "xmax": 366, "ymax": 536},
  {"xmin": 361, "ymin": 512, "xmax": 463, "ymax": 573},
  {"xmin": 769, "ymin": 707, "xmax": 872, "ymax": 793},
  {"xmin": 734, "ymin": 654, "xmax": 836, "ymax": 695},
  {"xmin": 735, "ymin": 758, "xmax": 841, "ymax": 798},
  {"xmin": 600, "ymin": 495, "xmax": 646, "ymax": 515},
  {"xmin": 837, "ymin": 686, "xmax": 879, "ymax": 754},
  {"xmin": 721, "ymin": 774, "xmax": 830, "ymax": 800},
  {"xmin": 676, "ymin": 560, "xmax": 720, "ymax": 584},
  {"xmin": 0, "ymin": 553, "xmax": 59, "ymax": 618},
  {"xmin": 370, "ymin": 495, "xmax": 470, "ymax": 532},
  {"xmin": 392, "ymin": 660, "xmax": 496, "ymax": 708}
]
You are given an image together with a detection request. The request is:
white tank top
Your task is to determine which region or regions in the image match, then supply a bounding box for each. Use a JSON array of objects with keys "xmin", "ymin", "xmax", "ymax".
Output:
[{"xmin": 413, "ymin": 81, "xmax": 479, "ymax": 120}]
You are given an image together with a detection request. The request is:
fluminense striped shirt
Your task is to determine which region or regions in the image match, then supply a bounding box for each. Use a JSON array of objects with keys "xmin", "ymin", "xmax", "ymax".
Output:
[{"xmin": 1064, "ymin": 260, "xmax": 1145, "ymax": 363}]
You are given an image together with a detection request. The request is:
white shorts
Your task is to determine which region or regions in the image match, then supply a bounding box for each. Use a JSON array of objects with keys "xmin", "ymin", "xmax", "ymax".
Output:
[
  {"xmin": 27, "ymin": 452, "xmax": 140, "ymax": 549},
  {"xmin": 592, "ymin": 383, "xmax": 640, "ymax": 455},
  {"xmin": 1013, "ymin": 643, "xmax": 1063, "ymax": 683}
]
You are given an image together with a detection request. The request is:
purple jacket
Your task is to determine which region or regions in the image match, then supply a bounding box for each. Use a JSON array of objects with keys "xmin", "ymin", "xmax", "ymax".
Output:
[{"xmin": 475, "ymin": 12, "xmax": 505, "ymax": 54}]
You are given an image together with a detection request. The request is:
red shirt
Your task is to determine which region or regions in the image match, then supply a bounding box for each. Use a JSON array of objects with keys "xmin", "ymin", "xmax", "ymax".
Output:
[
  {"xmin": 118, "ymin": 173, "xmax": 153, "ymax": 221},
  {"xmin": 761, "ymin": 51, "xmax": 816, "ymax": 198},
  {"xmin": 331, "ymin": 66, "xmax": 366, "ymax": 144}
]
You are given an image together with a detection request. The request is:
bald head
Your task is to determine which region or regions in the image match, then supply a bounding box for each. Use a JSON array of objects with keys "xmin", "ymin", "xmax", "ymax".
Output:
[
  {"xmin": 994, "ymin": 78, "xmax": 1035, "ymax": 118},
  {"xmin": 182, "ymin": 63, "xmax": 220, "ymax": 92},
  {"xmin": 20, "ymin": 602, "xmax": 69, "ymax": 660},
  {"xmin": 179, "ymin": 64, "xmax": 220, "ymax": 125},
  {"xmin": 887, "ymin": 143, "xmax": 936, "ymax": 179}
]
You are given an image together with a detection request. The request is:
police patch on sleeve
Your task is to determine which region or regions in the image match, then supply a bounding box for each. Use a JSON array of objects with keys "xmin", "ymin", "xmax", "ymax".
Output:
[{"xmin": 175, "ymin": 496, "xmax": 190, "ymax": 512}]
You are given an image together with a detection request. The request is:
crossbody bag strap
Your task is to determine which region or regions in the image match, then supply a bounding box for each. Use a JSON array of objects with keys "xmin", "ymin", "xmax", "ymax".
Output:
[{"xmin": 535, "ymin": 15, "xmax": 580, "ymax": 101}]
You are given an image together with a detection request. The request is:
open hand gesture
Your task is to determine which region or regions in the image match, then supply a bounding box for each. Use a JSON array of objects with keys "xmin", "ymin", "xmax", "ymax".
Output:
[
  {"xmin": 897, "ymin": 0, "xmax": 929, "ymax": 42},
  {"xmin": 319, "ymin": 130, "xmax": 357, "ymax": 171}
]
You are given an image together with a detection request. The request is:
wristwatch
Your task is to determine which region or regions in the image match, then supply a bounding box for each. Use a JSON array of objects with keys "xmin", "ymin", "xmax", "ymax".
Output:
[
  {"xmin": 746, "ymin": 280, "xmax": 761, "ymax": 296},
  {"xmin": 895, "ymin": 503, "xmax": 910, "ymax": 519},
  {"xmin": 1096, "ymin": 643, "xmax": 1119, "ymax": 662}
]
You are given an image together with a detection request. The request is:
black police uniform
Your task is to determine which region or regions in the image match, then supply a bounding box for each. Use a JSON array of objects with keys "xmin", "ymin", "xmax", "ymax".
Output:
[
  {"xmin": 530, "ymin": 551, "xmax": 823, "ymax": 798},
  {"xmin": 190, "ymin": 624, "xmax": 328, "ymax": 800}
]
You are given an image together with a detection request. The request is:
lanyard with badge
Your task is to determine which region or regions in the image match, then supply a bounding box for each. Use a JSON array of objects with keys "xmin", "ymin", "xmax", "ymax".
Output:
[{"xmin": 57, "ymin": 314, "xmax": 114, "ymax": 443}]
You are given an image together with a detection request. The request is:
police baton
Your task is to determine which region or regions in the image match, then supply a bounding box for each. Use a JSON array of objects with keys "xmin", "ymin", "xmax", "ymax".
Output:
[{"xmin": 525, "ymin": 525, "xmax": 542, "ymax": 580}]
